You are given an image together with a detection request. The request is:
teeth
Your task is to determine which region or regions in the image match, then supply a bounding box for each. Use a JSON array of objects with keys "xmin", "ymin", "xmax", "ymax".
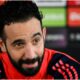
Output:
[{"xmin": 22, "ymin": 62, "xmax": 38, "ymax": 68}]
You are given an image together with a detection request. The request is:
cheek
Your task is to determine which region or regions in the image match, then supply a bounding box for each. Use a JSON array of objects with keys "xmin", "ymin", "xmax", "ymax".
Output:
[
  {"xmin": 6, "ymin": 41, "xmax": 23, "ymax": 62},
  {"xmin": 7, "ymin": 47, "xmax": 24, "ymax": 62},
  {"xmin": 37, "ymin": 47, "xmax": 44, "ymax": 57},
  {"xmin": 36, "ymin": 40, "xmax": 44, "ymax": 57}
]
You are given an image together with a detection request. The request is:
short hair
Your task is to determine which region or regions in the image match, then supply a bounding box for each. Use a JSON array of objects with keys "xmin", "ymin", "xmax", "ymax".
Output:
[{"xmin": 0, "ymin": 1, "xmax": 43, "ymax": 39}]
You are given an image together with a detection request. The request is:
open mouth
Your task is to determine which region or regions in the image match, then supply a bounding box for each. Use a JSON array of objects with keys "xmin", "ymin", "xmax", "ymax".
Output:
[{"xmin": 22, "ymin": 61, "xmax": 38, "ymax": 68}]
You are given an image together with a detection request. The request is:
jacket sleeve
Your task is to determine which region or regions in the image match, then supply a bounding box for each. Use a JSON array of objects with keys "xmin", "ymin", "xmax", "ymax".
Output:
[
  {"xmin": 47, "ymin": 52, "xmax": 80, "ymax": 79},
  {"xmin": 0, "ymin": 60, "xmax": 7, "ymax": 79}
]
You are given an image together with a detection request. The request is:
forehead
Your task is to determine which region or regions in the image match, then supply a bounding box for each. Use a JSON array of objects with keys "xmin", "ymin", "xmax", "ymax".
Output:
[{"xmin": 4, "ymin": 17, "xmax": 42, "ymax": 40}]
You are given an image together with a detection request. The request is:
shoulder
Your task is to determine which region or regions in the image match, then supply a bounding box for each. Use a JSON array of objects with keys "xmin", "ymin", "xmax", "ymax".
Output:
[
  {"xmin": 47, "ymin": 50, "xmax": 80, "ymax": 79},
  {"xmin": 44, "ymin": 48, "xmax": 57, "ymax": 56},
  {"xmin": 0, "ymin": 54, "xmax": 6, "ymax": 79}
]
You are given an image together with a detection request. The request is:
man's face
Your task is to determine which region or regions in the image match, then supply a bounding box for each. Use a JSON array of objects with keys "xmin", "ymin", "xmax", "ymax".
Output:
[{"xmin": 1, "ymin": 17, "xmax": 46, "ymax": 76}]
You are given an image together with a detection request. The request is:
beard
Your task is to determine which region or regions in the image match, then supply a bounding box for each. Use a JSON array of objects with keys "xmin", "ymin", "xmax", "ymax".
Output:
[
  {"xmin": 6, "ymin": 49, "xmax": 44, "ymax": 76},
  {"xmin": 12, "ymin": 55, "xmax": 44, "ymax": 76},
  {"xmin": 4, "ymin": 38, "xmax": 45, "ymax": 76}
]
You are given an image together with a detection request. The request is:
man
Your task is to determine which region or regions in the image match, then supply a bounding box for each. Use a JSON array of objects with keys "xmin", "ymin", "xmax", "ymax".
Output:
[{"xmin": 0, "ymin": 1, "xmax": 80, "ymax": 79}]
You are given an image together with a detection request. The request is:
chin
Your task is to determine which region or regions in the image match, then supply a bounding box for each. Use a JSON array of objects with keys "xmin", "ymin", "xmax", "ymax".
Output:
[{"xmin": 20, "ymin": 65, "xmax": 40, "ymax": 76}]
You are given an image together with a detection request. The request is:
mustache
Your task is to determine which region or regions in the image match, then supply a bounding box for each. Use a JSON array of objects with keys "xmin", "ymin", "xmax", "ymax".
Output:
[{"xmin": 19, "ymin": 57, "xmax": 40, "ymax": 65}]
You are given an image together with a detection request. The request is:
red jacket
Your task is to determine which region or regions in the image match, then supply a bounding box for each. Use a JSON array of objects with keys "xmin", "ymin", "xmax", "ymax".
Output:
[{"xmin": 0, "ymin": 48, "xmax": 80, "ymax": 79}]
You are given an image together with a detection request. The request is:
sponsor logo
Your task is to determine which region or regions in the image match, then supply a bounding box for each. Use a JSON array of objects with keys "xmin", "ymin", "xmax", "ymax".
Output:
[
  {"xmin": 40, "ymin": 8, "xmax": 66, "ymax": 27},
  {"xmin": 46, "ymin": 34, "xmax": 67, "ymax": 48},
  {"xmin": 70, "ymin": 33, "xmax": 80, "ymax": 41},
  {"xmin": 46, "ymin": 34, "xmax": 65, "ymax": 41},
  {"xmin": 68, "ymin": 0, "xmax": 80, "ymax": 6},
  {"xmin": 34, "ymin": 0, "xmax": 66, "ymax": 6},
  {"xmin": 70, "ymin": 12, "xmax": 80, "ymax": 21},
  {"xmin": 68, "ymin": 8, "xmax": 80, "ymax": 26}
]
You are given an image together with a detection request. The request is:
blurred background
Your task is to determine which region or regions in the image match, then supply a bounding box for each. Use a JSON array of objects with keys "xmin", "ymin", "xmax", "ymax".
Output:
[
  {"xmin": 34, "ymin": 0, "xmax": 80, "ymax": 62},
  {"xmin": 0, "ymin": 0, "xmax": 80, "ymax": 62}
]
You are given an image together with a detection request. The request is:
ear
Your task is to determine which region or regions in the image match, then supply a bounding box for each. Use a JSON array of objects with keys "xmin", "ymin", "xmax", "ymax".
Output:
[
  {"xmin": 0, "ymin": 38, "xmax": 6, "ymax": 52},
  {"xmin": 42, "ymin": 27, "xmax": 46, "ymax": 40}
]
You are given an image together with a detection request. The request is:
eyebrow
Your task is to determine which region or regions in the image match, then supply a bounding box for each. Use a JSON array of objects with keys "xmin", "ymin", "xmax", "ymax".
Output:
[{"xmin": 32, "ymin": 32, "xmax": 42, "ymax": 38}]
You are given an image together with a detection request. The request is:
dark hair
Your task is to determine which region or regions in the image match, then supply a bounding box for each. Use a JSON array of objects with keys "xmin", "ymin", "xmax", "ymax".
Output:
[{"xmin": 0, "ymin": 1, "xmax": 43, "ymax": 39}]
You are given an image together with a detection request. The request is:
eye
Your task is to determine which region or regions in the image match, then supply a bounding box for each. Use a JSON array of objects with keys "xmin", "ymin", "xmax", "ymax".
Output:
[
  {"xmin": 13, "ymin": 42, "xmax": 25, "ymax": 49},
  {"xmin": 32, "ymin": 37, "xmax": 41, "ymax": 45}
]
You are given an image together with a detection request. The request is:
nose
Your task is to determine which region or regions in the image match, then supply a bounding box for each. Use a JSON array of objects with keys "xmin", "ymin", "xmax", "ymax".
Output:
[{"xmin": 23, "ymin": 44, "xmax": 37, "ymax": 59}]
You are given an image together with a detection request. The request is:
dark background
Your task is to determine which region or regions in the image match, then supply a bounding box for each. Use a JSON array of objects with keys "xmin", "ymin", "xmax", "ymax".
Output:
[{"xmin": 37, "ymin": 0, "xmax": 80, "ymax": 62}]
